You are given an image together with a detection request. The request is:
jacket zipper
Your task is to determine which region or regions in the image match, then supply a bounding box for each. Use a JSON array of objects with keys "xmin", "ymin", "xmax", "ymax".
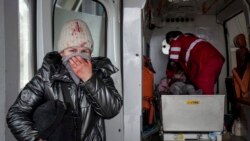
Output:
[{"xmin": 74, "ymin": 85, "xmax": 81, "ymax": 141}]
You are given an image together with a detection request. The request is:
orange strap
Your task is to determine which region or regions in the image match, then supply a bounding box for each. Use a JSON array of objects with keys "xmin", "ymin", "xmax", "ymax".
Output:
[
  {"xmin": 148, "ymin": 102, "xmax": 155, "ymax": 125},
  {"xmin": 142, "ymin": 62, "xmax": 155, "ymax": 125}
]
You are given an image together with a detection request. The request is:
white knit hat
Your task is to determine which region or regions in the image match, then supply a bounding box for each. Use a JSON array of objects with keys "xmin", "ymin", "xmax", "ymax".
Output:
[{"xmin": 57, "ymin": 19, "xmax": 93, "ymax": 53}]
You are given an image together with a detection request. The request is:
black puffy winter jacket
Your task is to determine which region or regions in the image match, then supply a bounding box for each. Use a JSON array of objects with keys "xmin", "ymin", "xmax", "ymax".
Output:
[{"xmin": 6, "ymin": 52, "xmax": 123, "ymax": 141}]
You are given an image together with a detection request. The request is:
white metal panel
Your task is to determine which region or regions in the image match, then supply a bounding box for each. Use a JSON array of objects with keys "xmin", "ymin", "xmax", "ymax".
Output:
[
  {"xmin": 97, "ymin": 0, "xmax": 122, "ymax": 91},
  {"xmin": 123, "ymin": 8, "xmax": 143, "ymax": 141},
  {"xmin": 124, "ymin": 0, "xmax": 146, "ymax": 8},
  {"xmin": 36, "ymin": 0, "xmax": 53, "ymax": 69},
  {"xmin": 97, "ymin": 1, "xmax": 123, "ymax": 141},
  {"xmin": 161, "ymin": 95, "xmax": 225, "ymax": 132}
]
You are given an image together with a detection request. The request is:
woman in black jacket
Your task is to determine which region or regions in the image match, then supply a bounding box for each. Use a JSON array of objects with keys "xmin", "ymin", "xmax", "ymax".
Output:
[{"xmin": 6, "ymin": 19, "xmax": 122, "ymax": 141}]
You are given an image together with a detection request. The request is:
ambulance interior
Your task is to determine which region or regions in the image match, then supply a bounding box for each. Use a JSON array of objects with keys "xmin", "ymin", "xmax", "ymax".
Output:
[
  {"xmin": 6, "ymin": 0, "xmax": 250, "ymax": 141},
  {"xmin": 140, "ymin": 0, "xmax": 250, "ymax": 140}
]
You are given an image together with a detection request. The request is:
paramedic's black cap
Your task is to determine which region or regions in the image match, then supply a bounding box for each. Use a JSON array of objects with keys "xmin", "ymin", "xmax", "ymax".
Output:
[{"xmin": 165, "ymin": 31, "xmax": 183, "ymax": 43}]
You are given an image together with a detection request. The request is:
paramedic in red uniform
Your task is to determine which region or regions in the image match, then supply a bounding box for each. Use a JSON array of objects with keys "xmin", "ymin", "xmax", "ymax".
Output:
[{"xmin": 166, "ymin": 31, "xmax": 225, "ymax": 94}]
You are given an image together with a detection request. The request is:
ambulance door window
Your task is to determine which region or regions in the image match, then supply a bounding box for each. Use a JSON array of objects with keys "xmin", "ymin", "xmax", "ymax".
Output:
[
  {"xmin": 53, "ymin": 0, "xmax": 106, "ymax": 57},
  {"xmin": 19, "ymin": 0, "xmax": 36, "ymax": 90},
  {"xmin": 225, "ymin": 12, "xmax": 249, "ymax": 73}
]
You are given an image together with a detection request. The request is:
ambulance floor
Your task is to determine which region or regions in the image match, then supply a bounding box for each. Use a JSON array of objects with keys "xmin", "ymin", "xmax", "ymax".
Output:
[
  {"xmin": 222, "ymin": 133, "xmax": 247, "ymax": 141},
  {"xmin": 142, "ymin": 132, "xmax": 247, "ymax": 141}
]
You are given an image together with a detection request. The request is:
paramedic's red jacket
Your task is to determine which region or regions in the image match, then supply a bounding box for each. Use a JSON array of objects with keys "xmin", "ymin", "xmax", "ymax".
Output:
[{"xmin": 169, "ymin": 34, "xmax": 225, "ymax": 94}]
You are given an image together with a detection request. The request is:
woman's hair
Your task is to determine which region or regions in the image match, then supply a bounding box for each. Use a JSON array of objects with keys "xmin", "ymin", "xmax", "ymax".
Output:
[{"xmin": 165, "ymin": 31, "xmax": 183, "ymax": 43}]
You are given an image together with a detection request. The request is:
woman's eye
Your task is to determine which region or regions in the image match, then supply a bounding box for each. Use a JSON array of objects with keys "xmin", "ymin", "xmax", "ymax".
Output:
[
  {"xmin": 69, "ymin": 50, "xmax": 76, "ymax": 52},
  {"xmin": 81, "ymin": 50, "xmax": 90, "ymax": 54}
]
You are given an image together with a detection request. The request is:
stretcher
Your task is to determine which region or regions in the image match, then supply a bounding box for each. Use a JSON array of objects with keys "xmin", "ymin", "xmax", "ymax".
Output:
[{"xmin": 161, "ymin": 95, "xmax": 225, "ymax": 141}]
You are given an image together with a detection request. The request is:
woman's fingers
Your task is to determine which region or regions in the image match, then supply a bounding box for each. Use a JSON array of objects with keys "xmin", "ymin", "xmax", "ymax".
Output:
[
  {"xmin": 69, "ymin": 59, "xmax": 77, "ymax": 68},
  {"xmin": 71, "ymin": 56, "xmax": 82, "ymax": 65},
  {"xmin": 69, "ymin": 56, "xmax": 91, "ymax": 70},
  {"xmin": 76, "ymin": 56, "xmax": 83, "ymax": 61}
]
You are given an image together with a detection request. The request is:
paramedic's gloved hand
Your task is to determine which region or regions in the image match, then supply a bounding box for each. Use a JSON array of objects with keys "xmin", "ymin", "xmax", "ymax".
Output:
[
  {"xmin": 69, "ymin": 56, "xmax": 93, "ymax": 82},
  {"xmin": 167, "ymin": 60, "xmax": 176, "ymax": 70}
]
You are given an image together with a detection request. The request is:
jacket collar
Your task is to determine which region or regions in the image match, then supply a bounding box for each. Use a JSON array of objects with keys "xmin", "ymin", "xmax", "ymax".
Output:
[
  {"xmin": 51, "ymin": 67, "xmax": 72, "ymax": 83},
  {"xmin": 92, "ymin": 57, "xmax": 119, "ymax": 77},
  {"xmin": 42, "ymin": 52, "xmax": 73, "ymax": 83}
]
